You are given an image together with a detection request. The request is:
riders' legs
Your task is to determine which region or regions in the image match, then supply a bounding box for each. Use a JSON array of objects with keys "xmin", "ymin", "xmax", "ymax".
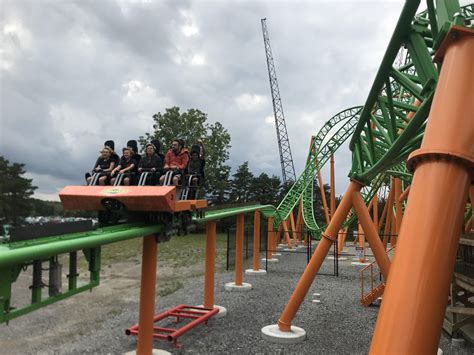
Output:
[
  {"xmin": 98, "ymin": 176, "xmax": 107, "ymax": 185},
  {"xmin": 172, "ymin": 176, "xmax": 180, "ymax": 186},
  {"xmin": 124, "ymin": 177, "xmax": 130, "ymax": 186}
]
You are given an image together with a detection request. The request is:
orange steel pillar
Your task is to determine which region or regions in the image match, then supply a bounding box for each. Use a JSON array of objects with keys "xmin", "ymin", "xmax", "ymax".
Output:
[
  {"xmin": 337, "ymin": 229, "xmax": 345, "ymax": 255},
  {"xmin": 252, "ymin": 210, "xmax": 261, "ymax": 271},
  {"xmin": 370, "ymin": 30, "xmax": 474, "ymax": 354},
  {"xmin": 379, "ymin": 188, "xmax": 392, "ymax": 234},
  {"xmin": 204, "ymin": 221, "xmax": 216, "ymax": 309},
  {"xmin": 317, "ymin": 167, "xmax": 331, "ymax": 225},
  {"xmin": 373, "ymin": 193, "xmax": 379, "ymax": 230},
  {"xmin": 330, "ymin": 154, "xmax": 336, "ymax": 220},
  {"xmin": 352, "ymin": 191, "xmax": 390, "ymax": 279},
  {"xmin": 399, "ymin": 184, "xmax": 411, "ymax": 202},
  {"xmin": 289, "ymin": 213, "xmax": 298, "ymax": 246},
  {"xmin": 357, "ymin": 223, "xmax": 365, "ymax": 263},
  {"xmin": 267, "ymin": 217, "xmax": 274, "ymax": 259},
  {"xmin": 278, "ymin": 181, "xmax": 362, "ymax": 331},
  {"xmin": 282, "ymin": 220, "xmax": 292, "ymax": 248},
  {"xmin": 235, "ymin": 214, "xmax": 244, "ymax": 286},
  {"xmin": 136, "ymin": 235, "xmax": 158, "ymax": 355},
  {"xmin": 295, "ymin": 201, "xmax": 303, "ymax": 242}
]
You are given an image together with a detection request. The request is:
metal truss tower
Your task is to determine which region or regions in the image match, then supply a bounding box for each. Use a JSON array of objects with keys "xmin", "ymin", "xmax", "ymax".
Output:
[{"xmin": 261, "ymin": 18, "xmax": 296, "ymax": 183}]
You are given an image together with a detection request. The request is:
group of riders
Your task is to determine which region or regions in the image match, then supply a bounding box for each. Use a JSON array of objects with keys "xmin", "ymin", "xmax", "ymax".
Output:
[{"xmin": 85, "ymin": 138, "xmax": 205, "ymax": 195}]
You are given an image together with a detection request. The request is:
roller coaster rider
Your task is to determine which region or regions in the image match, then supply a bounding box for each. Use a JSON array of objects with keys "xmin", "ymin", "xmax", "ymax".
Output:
[
  {"xmin": 110, "ymin": 147, "xmax": 137, "ymax": 186},
  {"xmin": 182, "ymin": 140, "xmax": 205, "ymax": 199},
  {"xmin": 86, "ymin": 146, "xmax": 116, "ymax": 186},
  {"xmin": 160, "ymin": 139, "xmax": 189, "ymax": 186},
  {"xmin": 137, "ymin": 143, "xmax": 163, "ymax": 186}
]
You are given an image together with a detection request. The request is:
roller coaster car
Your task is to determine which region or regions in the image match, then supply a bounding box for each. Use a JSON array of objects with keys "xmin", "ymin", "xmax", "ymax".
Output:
[{"xmin": 59, "ymin": 186, "xmax": 207, "ymax": 241}]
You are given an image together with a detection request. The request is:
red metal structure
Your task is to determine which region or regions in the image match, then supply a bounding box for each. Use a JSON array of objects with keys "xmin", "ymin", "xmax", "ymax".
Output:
[{"xmin": 126, "ymin": 304, "xmax": 219, "ymax": 348}]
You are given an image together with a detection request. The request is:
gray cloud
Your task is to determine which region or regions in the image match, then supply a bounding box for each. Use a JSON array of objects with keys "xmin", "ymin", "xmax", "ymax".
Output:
[{"xmin": 1, "ymin": 0, "xmax": 406, "ymax": 200}]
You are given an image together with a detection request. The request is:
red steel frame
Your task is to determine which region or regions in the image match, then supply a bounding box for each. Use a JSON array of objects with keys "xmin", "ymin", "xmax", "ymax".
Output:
[{"xmin": 126, "ymin": 304, "xmax": 219, "ymax": 348}]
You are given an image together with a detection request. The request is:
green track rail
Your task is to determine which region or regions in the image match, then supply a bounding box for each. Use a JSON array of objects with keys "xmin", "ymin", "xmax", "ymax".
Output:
[{"xmin": 0, "ymin": 223, "xmax": 162, "ymax": 323}]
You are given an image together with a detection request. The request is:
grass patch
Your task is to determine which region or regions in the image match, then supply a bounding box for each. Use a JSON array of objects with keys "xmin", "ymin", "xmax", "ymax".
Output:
[{"xmin": 99, "ymin": 232, "xmax": 228, "ymax": 267}]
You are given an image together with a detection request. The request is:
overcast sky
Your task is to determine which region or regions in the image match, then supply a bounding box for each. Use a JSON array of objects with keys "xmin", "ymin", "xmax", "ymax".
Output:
[{"xmin": 1, "ymin": 0, "xmax": 410, "ymax": 201}]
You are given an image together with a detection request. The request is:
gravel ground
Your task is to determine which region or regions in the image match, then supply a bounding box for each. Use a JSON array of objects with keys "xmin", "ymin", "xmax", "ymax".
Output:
[{"xmin": 1, "ymin": 243, "xmax": 473, "ymax": 354}]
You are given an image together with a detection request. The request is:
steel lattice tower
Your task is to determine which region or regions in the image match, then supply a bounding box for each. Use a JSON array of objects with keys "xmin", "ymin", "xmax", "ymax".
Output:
[{"xmin": 261, "ymin": 18, "xmax": 296, "ymax": 183}]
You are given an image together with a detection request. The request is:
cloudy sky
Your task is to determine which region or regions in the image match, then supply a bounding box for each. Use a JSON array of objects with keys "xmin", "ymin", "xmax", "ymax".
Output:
[{"xmin": 1, "ymin": 0, "xmax": 411, "ymax": 201}]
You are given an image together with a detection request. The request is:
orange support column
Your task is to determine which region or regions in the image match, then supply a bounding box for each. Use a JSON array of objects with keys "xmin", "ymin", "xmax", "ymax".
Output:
[
  {"xmin": 352, "ymin": 191, "xmax": 390, "ymax": 279},
  {"xmin": 136, "ymin": 235, "xmax": 158, "ymax": 355},
  {"xmin": 235, "ymin": 214, "xmax": 244, "ymax": 286},
  {"xmin": 373, "ymin": 193, "xmax": 379, "ymax": 231},
  {"xmin": 226, "ymin": 214, "xmax": 252, "ymax": 291},
  {"xmin": 203, "ymin": 221, "xmax": 216, "ymax": 309},
  {"xmin": 295, "ymin": 201, "xmax": 303, "ymax": 242},
  {"xmin": 246, "ymin": 210, "xmax": 266, "ymax": 275},
  {"xmin": 317, "ymin": 166, "xmax": 331, "ymax": 225},
  {"xmin": 282, "ymin": 220, "xmax": 292, "ymax": 249},
  {"xmin": 275, "ymin": 181, "xmax": 362, "ymax": 331},
  {"xmin": 357, "ymin": 223, "xmax": 366, "ymax": 263},
  {"xmin": 266, "ymin": 217, "xmax": 275, "ymax": 260},
  {"xmin": 370, "ymin": 30, "xmax": 474, "ymax": 354},
  {"xmin": 289, "ymin": 212, "xmax": 298, "ymax": 246}
]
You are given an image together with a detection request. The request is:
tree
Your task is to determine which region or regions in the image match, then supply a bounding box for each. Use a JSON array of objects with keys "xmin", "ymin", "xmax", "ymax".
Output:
[
  {"xmin": 229, "ymin": 162, "xmax": 254, "ymax": 203},
  {"xmin": 0, "ymin": 156, "xmax": 37, "ymax": 224},
  {"xmin": 249, "ymin": 173, "xmax": 282, "ymax": 205},
  {"xmin": 139, "ymin": 107, "xmax": 231, "ymax": 202}
]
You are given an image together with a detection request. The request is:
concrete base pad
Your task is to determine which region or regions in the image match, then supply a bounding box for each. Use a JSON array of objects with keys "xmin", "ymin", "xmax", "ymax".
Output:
[
  {"xmin": 272, "ymin": 252, "xmax": 282, "ymax": 256},
  {"xmin": 283, "ymin": 248, "xmax": 296, "ymax": 252},
  {"xmin": 225, "ymin": 282, "xmax": 252, "ymax": 291},
  {"xmin": 262, "ymin": 258, "xmax": 279, "ymax": 262},
  {"xmin": 351, "ymin": 261, "xmax": 371, "ymax": 266},
  {"xmin": 261, "ymin": 324, "xmax": 306, "ymax": 344},
  {"xmin": 196, "ymin": 304, "xmax": 227, "ymax": 318},
  {"xmin": 245, "ymin": 269, "xmax": 267, "ymax": 275},
  {"xmin": 124, "ymin": 350, "xmax": 170, "ymax": 355},
  {"xmin": 327, "ymin": 256, "xmax": 348, "ymax": 260}
]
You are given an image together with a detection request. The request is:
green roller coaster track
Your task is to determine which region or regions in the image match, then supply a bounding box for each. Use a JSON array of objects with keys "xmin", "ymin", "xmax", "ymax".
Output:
[{"xmin": 277, "ymin": 1, "xmax": 473, "ymax": 236}]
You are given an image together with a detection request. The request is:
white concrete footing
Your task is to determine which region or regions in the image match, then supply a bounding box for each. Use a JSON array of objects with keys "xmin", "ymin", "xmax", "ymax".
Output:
[
  {"xmin": 262, "ymin": 258, "xmax": 279, "ymax": 262},
  {"xmin": 272, "ymin": 252, "xmax": 282, "ymax": 256},
  {"xmin": 351, "ymin": 261, "xmax": 370, "ymax": 266},
  {"xmin": 261, "ymin": 324, "xmax": 306, "ymax": 344},
  {"xmin": 283, "ymin": 248, "xmax": 296, "ymax": 252},
  {"xmin": 245, "ymin": 269, "xmax": 267, "ymax": 275},
  {"xmin": 225, "ymin": 282, "xmax": 252, "ymax": 291},
  {"xmin": 196, "ymin": 304, "xmax": 227, "ymax": 318},
  {"xmin": 124, "ymin": 350, "xmax": 171, "ymax": 355}
]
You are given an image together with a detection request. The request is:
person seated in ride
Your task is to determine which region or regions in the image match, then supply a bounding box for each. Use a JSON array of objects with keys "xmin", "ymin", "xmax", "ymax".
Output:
[
  {"xmin": 127, "ymin": 140, "xmax": 141, "ymax": 166},
  {"xmin": 185, "ymin": 139, "xmax": 206, "ymax": 187},
  {"xmin": 104, "ymin": 140, "xmax": 120, "ymax": 166},
  {"xmin": 137, "ymin": 143, "xmax": 163, "ymax": 185},
  {"xmin": 86, "ymin": 146, "xmax": 116, "ymax": 185},
  {"xmin": 160, "ymin": 139, "xmax": 190, "ymax": 186},
  {"xmin": 110, "ymin": 147, "xmax": 136, "ymax": 186}
]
